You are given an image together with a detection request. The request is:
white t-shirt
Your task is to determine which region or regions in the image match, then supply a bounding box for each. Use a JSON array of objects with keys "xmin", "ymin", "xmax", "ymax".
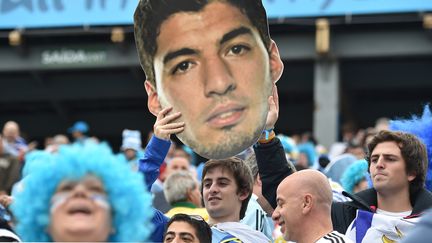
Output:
[{"xmin": 376, "ymin": 208, "xmax": 412, "ymax": 218}]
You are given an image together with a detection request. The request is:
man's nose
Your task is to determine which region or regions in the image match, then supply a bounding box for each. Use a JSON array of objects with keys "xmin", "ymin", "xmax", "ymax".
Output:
[
  {"xmin": 203, "ymin": 56, "xmax": 236, "ymax": 97},
  {"xmin": 209, "ymin": 183, "xmax": 219, "ymax": 194},
  {"xmin": 375, "ymin": 156, "xmax": 385, "ymax": 168},
  {"xmin": 71, "ymin": 183, "xmax": 89, "ymax": 198},
  {"xmin": 271, "ymin": 207, "xmax": 280, "ymax": 221},
  {"xmin": 172, "ymin": 236, "xmax": 180, "ymax": 243}
]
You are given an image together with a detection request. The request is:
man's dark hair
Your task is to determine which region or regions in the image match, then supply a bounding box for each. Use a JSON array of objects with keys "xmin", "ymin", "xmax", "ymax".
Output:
[
  {"xmin": 134, "ymin": 0, "xmax": 270, "ymax": 87},
  {"xmin": 201, "ymin": 157, "xmax": 253, "ymax": 220},
  {"xmin": 366, "ymin": 130, "xmax": 428, "ymax": 196},
  {"xmin": 164, "ymin": 214, "xmax": 212, "ymax": 243}
]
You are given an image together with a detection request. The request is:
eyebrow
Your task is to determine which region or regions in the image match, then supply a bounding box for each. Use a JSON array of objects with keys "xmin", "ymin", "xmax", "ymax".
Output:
[
  {"xmin": 220, "ymin": 26, "xmax": 253, "ymax": 45},
  {"xmin": 217, "ymin": 177, "xmax": 231, "ymax": 182},
  {"xmin": 276, "ymin": 198, "xmax": 283, "ymax": 205},
  {"xmin": 370, "ymin": 153, "xmax": 400, "ymax": 160},
  {"xmin": 163, "ymin": 48, "xmax": 197, "ymax": 65},
  {"xmin": 164, "ymin": 231, "xmax": 195, "ymax": 239},
  {"xmin": 179, "ymin": 232, "xmax": 195, "ymax": 239}
]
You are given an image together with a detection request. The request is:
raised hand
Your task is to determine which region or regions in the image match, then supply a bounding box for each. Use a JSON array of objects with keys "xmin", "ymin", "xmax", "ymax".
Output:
[
  {"xmin": 153, "ymin": 107, "xmax": 185, "ymax": 141},
  {"xmin": 265, "ymin": 84, "xmax": 279, "ymax": 130}
]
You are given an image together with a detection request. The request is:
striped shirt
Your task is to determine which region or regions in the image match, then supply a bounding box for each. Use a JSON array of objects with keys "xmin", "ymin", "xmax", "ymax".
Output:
[{"xmin": 316, "ymin": 231, "xmax": 353, "ymax": 243}]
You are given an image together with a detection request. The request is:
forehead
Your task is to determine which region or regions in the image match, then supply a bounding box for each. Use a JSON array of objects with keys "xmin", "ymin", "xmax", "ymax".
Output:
[
  {"xmin": 371, "ymin": 141, "xmax": 402, "ymax": 155},
  {"xmin": 154, "ymin": 1, "xmax": 257, "ymax": 59},
  {"xmin": 204, "ymin": 166, "xmax": 234, "ymax": 180},
  {"xmin": 57, "ymin": 174, "xmax": 103, "ymax": 187},
  {"xmin": 276, "ymin": 179, "xmax": 293, "ymax": 198},
  {"xmin": 170, "ymin": 157, "xmax": 190, "ymax": 166},
  {"xmin": 168, "ymin": 221, "xmax": 197, "ymax": 235}
]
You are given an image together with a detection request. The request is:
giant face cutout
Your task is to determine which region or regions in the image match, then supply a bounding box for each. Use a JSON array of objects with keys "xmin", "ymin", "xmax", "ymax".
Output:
[{"xmin": 140, "ymin": 1, "xmax": 283, "ymax": 159}]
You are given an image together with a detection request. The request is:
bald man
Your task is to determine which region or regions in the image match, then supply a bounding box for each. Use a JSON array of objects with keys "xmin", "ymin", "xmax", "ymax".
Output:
[{"xmin": 272, "ymin": 170, "xmax": 352, "ymax": 243}]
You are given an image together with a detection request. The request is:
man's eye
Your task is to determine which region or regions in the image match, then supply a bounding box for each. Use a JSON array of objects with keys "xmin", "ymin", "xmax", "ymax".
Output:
[
  {"xmin": 228, "ymin": 45, "xmax": 250, "ymax": 56},
  {"xmin": 181, "ymin": 236, "xmax": 193, "ymax": 242},
  {"xmin": 172, "ymin": 61, "xmax": 191, "ymax": 74},
  {"xmin": 88, "ymin": 186, "xmax": 105, "ymax": 193},
  {"xmin": 218, "ymin": 182, "xmax": 228, "ymax": 187},
  {"xmin": 57, "ymin": 183, "xmax": 75, "ymax": 192}
]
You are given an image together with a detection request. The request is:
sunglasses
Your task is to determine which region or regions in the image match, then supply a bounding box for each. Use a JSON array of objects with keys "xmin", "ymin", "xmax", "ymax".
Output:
[{"xmin": 171, "ymin": 213, "xmax": 206, "ymax": 222}]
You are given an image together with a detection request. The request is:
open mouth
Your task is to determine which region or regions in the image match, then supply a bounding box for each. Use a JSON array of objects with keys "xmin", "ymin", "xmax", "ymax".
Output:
[{"xmin": 68, "ymin": 205, "xmax": 92, "ymax": 215}]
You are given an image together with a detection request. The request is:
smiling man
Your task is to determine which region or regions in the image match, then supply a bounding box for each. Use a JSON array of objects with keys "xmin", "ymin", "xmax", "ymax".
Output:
[
  {"xmin": 134, "ymin": 0, "xmax": 283, "ymax": 159},
  {"xmin": 201, "ymin": 157, "xmax": 270, "ymax": 242},
  {"xmin": 272, "ymin": 170, "xmax": 351, "ymax": 243}
]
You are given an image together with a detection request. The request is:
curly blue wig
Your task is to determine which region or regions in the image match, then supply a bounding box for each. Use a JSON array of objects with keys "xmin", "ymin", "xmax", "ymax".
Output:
[
  {"xmin": 11, "ymin": 141, "xmax": 154, "ymax": 242},
  {"xmin": 297, "ymin": 142, "xmax": 316, "ymax": 167},
  {"xmin": 390, "ymin": 105, "xmax": 432, "ymax": 190},
  {"xmin": 340, "ymin": 159, "xmax": 369, "ymax": 193}
]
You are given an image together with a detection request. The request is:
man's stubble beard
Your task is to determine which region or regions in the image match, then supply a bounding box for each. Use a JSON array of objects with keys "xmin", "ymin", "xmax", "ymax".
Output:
[{"xmin": 157, "ymin": 79, "xmax": 272, "ymax": 159}]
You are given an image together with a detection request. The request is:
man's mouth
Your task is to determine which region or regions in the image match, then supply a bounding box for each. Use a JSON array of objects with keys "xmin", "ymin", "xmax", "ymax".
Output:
[
  {"xmin": 374, "ymin": 172, "xmax": 387, "ymax": 178},
  {"xmin": 68, "ymin": 205, "xmax": 93, "ymax": 216},
  {"xmin": 206, "ymin": 105, "xmax": 246, "ymax": 128},
  {"xmin": 208, "ymin": 196, "xmax": 222, "ymax": 202},
  {"xmin": 279, "ymin": 221, "xmax": 285, "ymax": 233}
]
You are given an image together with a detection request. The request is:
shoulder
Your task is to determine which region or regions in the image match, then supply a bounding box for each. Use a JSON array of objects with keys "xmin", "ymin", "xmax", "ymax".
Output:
[
  {"xmin": 316, "ymin": 231, "xmax": 353, "ymax": 243},
  {"xmin": 412, "ymin": 188, "xmax": 432, "ymax": 214}
]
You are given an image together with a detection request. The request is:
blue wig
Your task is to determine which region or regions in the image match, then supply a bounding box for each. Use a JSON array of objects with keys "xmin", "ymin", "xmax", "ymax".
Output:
[
  {"xmin": 11, "ymin": 141, "xmax": 154, "ymax": 242},
  {"xmin": 297, "ymin": 142, "xmax": 316, "ymax": 167},
  {"xmin": 390, "ymin": 105, "xmax": 432, "ymax": 190},
  {"xmin": 340, "ymin": 159, "xmax": 369, "ymax": 193}
]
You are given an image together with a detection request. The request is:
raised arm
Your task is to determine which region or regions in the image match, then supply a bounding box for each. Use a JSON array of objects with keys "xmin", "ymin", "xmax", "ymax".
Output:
[
  {"xmin": 254, "ymin": 85, "xmax": 295, "ymax": 208},
  {"xmin": 139, "ymin": 107, "xmax": 184, "ymax": 191}
]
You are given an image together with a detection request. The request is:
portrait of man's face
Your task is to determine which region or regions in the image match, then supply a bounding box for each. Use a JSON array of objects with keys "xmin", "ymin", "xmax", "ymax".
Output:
[{"xmin": 138, "ymin": 1, "xmax": 283, "ymax": 159}]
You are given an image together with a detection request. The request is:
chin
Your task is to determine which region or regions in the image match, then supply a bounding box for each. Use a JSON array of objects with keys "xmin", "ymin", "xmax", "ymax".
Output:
[{"xmin": 177, "ymin": 125, "xmax": 263, "ymax": 159}]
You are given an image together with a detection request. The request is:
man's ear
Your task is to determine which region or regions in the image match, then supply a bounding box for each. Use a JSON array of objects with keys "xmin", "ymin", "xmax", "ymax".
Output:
[
  {"xmin": 186, "ymin": 188, "xmax": 194, "ymax": 201},
  {"xmin": 238, "ymin": 190, "xmax": 250, "ymax": 201},
  {"xmin": 256, "ymin": 174, "xmax": 262, "ymax": 187},
  {"xmin": 268, "ymin": 39, "xmax": 284, "ymax": 83},
  {"xmin": 302, "ymin": 194, "xmax": 313, "ymax": 214},
  {"xmin": 407, "ymin": 172, "xmax": 416, "ymax": 182},
  {"xmin": 144, "ymin": 80, "xmax": 162, "ymax": 116}
]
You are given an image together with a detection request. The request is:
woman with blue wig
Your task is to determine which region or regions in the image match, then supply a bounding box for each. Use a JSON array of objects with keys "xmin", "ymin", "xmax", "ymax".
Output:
[
  {"xmin": 340, "ymin": 159, "xmax": 370, "ymax": 194},
  {"xmin": 10, "ymin": 141, "xmax": 154, "ymax": 242}
]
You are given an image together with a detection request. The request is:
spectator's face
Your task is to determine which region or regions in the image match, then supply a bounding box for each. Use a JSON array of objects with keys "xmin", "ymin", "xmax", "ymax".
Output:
[
  {"xmin": 3, "ymin": 124, "xmax": 18, "ymax": 142},
  {"xmin": 353, "ymin": 179, "xmax": 368, "ymax": 193},
  {"xmin": 146, "ymin": 1, "xmax": 282, "ymax": 159},
  {"xmin": 369, "ymin": 141, "xmax": 415, "ymax": 194},
  {"xmin": 124, "ymin": 149, "xmax": 137, "ymax": 160},
  {"xmin": 169, "ymin": 157, "xmax": 190, "ymax": 171},
  {"xmin": 272, "ymin": 181, "xmax": 302, "ymax": 241},
  {"xmin": 164, "ymin": 221, "xmax": 200, "ymax": 243},
  {"xmin": 202, "ymin": 167, "xmax": 248, "ymax": 222},
  {"xmin": 49, "ymin": 175, "xmax": 112, "ymax": 242}
]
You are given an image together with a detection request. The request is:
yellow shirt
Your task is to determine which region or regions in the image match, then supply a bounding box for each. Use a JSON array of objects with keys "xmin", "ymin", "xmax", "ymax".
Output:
[{"xmin": 165, "ymin": 202, "xmax": 209, "ymax": 221}]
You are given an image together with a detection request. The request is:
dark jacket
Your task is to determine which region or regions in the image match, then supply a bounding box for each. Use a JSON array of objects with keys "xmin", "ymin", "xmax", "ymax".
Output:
[
  {"xmin": 254, "ymin": 137, "xmax": 295, "ymax": 208},
  {"xmin": 332, "ymin": 187, "xmax": 432, "ymax": 233}
]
